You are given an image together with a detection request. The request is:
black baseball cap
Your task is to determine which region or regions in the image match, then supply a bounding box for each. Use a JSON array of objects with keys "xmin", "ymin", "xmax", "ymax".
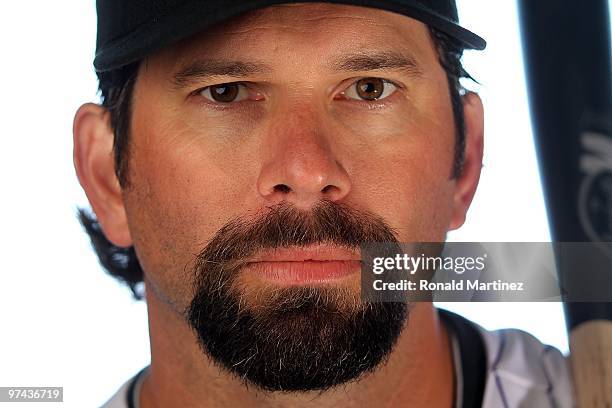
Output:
[{"xmin": 94, "ymin": 0, "xmax": 486, "ymax": 73}]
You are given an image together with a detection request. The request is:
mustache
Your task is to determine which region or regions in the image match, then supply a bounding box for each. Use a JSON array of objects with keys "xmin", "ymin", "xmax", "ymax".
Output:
[
  {"xmin": 193, "ymin": 199, "xmax": 400, "ymax": 278},
  {"xmin": 186, "ymin": 200, "xmax": 409, "ymax": 392}
]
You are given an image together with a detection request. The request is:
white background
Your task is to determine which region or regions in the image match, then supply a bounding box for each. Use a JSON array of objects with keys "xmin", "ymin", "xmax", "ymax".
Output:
[{"xmin": 0, "ymin": 1, "xmax": 610, "ymax": 407}]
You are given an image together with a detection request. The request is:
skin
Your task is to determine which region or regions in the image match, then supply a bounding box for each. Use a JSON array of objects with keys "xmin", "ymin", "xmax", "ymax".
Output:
[{"xmin": 73, "ymin": 4, "xmax": 484, "ymax": 407}]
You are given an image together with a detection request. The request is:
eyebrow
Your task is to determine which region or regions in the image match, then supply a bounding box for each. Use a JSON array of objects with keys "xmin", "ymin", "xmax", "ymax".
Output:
[
  {"xmin": 171, "ymin": 51, "xmax": 423, "ymax": 88},
  {"xmin": 171, "ymin": 60, "xmax": 273, "ymax": 87},
  {"xmin": 328, "ymin": 51, "xmax": 423, "ymax": 76}
]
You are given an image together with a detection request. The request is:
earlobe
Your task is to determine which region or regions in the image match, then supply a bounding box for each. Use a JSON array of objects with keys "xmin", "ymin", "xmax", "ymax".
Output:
[
  {"xmin": 449, "ymin": 92, "xmax": 484, "ymax": 231},
  {"xmin": 73, "ymin": 103, "xmax": 133, "ymax": 247}
]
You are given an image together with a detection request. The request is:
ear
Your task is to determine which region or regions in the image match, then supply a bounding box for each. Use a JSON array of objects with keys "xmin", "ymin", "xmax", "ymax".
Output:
[
  {"xmin": 73, "ymin": 103, "xmax": 133, "ymax": 247},
  {"xmin": 448, "ymin": 92, "xmax": 484, "ymax": 231}
]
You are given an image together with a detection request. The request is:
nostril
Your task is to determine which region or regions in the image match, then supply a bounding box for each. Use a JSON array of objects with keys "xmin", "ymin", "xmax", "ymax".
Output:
[
  {"xmin": 321, "ymin": 185, "xmax": 334, "ymax": 194},
  {"xmin": 274, "ymin": 184, "xmax": 291, "ymax": 194}
]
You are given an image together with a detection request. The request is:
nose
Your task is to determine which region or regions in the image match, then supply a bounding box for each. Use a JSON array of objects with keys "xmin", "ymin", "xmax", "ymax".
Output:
[{"xmin": 257, "ymin": 113, "xmax": 352, "ymax": 209}]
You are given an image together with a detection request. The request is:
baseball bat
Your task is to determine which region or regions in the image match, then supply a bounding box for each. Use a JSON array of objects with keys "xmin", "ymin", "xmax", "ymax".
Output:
[{"xmin": 518, "ymin": 0, "xmax": 612, "ymax": 406}]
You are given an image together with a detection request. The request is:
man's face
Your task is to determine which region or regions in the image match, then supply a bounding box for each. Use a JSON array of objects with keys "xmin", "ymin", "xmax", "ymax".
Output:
[
  {"xmin": 126, "ymin": 3, "xmax": 457, "ymax": 303},
  {"xmin": 89, "ymin": 3, "xmax": 481, "ymax": 392}
]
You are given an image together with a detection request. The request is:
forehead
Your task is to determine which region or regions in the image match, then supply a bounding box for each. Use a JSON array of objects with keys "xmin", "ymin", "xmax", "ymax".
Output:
[{"xmin": 145, "ymin": 3, "xmax": 437, "ymax": 72}]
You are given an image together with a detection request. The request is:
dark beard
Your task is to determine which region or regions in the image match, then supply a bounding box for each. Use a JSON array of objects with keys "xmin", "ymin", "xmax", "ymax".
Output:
[{"xmin": 187, "ymin": 200, "xmax": 408, "ymax": 392}]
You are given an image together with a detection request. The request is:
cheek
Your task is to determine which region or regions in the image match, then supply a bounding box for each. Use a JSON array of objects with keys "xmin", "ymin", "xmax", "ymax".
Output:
[
  {"xmin": 122, "ymin": 115, "xmax": 257, "ymax": 308},
  {"xmin": 352, "ymin": 152, "xmax": 456, "ymax": 242},
  {"xmin": 341, "ymin": 95, "xmax": 456, "ymax": 241}
]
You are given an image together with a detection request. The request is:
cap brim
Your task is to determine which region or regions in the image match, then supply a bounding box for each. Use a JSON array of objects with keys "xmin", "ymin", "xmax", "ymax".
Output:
[{"xmin": 94, "ymin": 0, "xmax": 486, "ymax": 72}]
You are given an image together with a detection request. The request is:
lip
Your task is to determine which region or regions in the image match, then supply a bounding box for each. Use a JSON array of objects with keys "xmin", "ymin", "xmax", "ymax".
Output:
[{"xmin": 244, "ymin": 244, "xmax": 361, "ymax": 284}]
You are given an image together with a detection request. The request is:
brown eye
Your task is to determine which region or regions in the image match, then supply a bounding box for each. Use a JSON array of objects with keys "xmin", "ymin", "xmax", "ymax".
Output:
[
  {"xmin": 208, "ymin": 83, "xmax": 240, "ymax": 102},
  {"xmin": 356, "ymin": 78, "xmax": 385, "ymax": 100},
  {"xmin": 199, "ymin": 83, "xmax": 264, "ymax": 104},
  {"xmin": 341, "ymin": 78, "xmax": 398, "ymax": 101}
]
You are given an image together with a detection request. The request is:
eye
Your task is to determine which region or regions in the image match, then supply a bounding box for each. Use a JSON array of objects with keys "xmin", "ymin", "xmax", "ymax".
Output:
[
  {"xmin": 341, "ymin": 78, "xmax": 398, "ymax": 101},
  {"xmin": 199, "ymin": 83, "xmax": 249, "ymax": 103}
]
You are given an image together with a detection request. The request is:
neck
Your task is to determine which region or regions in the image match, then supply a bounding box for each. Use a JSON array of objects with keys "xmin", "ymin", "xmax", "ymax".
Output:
[{"xmin": 140, "ymin": 291, "xmax": 454, "ymax": 408}]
